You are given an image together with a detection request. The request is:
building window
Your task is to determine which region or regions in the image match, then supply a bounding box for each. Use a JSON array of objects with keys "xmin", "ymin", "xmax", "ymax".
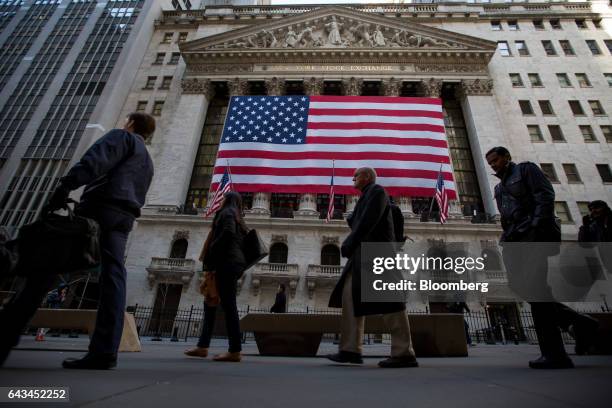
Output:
[
  {"xmin": 269, "ymin": 242, "xmax": 288, "ymax": 264},
  {"xmin": 596, "ymin": 164, "xmax": 612, "ymax": 183},
  {"xmin": 136, "ymin": 101, "xmax": 147, "ymax": 113},
  {"xmin": 159, "ymin": 76, "xmax": 173, "ymax": 90},
  {"xmin": 538, "ymin": 100, "xmax": 554, "ymax": 115},
  {"xmin": 577, "ymin": 202, "xmax": 591, "ymax": 217},
  {"xmin": 559, "ymin": 40, "xmax": 575, "ymax": 56},
  {"xmin": 550, "ymin": 19, "xmax": 561, "ymax": 30},
  {"xmin": 542, "ymin": 40, "xmax": 557, "ymax": 56},
  {"xmin": 508, "ymin": 20, "xmax": 519, "ymax": 31},
  {"xmin": 491, "ymin": 20, "xmax": 501, "ymax": 31},
  {"xmin": 555, "ymin": 202, "xmax": 573, "ymax": 223},
  {"xmin": 605, "ymin": 73, "xmax": 612, "ymax": 87},
  {"xmin": 519, "ymin": 100, "xmax": 534, "ymax": 115},
  {"xmin": 568, "ymin": 100, "xmax": 584, "ymax": 115},
  {"xmin": 604, "ymin": 40, "xmax": 612, "ymax": 54},
  {"xmin": 586, "ymin": 40, "xmax": 601, "ymax": 55},
  {"xmin": 169, "ymin": 239, "xmax": 188, "ymax": 259},
  {"xmin": 169, "ymin": 52, "xmax": 181, "ymax": 65},
  {"xmin": 540, "ymin": 163, "xmax": 559, "ymax": 182},
  {"xmin": 575, "ymin": 73, "xmax": 591, "ymax": 87},
  {"xmin": 321, "ymin": 244, "xmax": 340, "ymax": 266},
  {"xmin": 177, "ymin": 32, "xmax": 188, "ymax": 43},
  {"xmin": 153, "ymin": 52, "xmax": 165, "ymax": 65},
  {"xmin": 528, "ymin": 73, "xmax": 543, "ymax": 87},
  {"xmin": 588, "ymin": 100, "xmax": 605, "ymax": 115},
  {"xmin": 144, "ymin": 76, "xmax": 156, "ymax": 90},
  {"xmin": 497, "ymin": 41, "xmax": 511, "ymax": 56},
  {"xmin": 579, "ymin": 125, "xmax": 597, "ymax": 142},
  {"xmin": 575, "ymin": 19, "xmax": 587, "ymax": 29},
  {"xmin": 556, "ymin": 73, "xmax": 572, "ymax": 87},
  {"xmin": 515, "ymin": 41, "xmax": 529, "ymax": 56},
  {"xmin": 548, "ymin": 125, "xmax": 565, "ymax": 142},
  {"xmin": 528, "ymin": 125, "xmax": 544, "ymax": 142},
  {"xmin": 161, "ymin": 32, "xmax": 173, "ymax": 44},
  {"xmin": 533, "ymin": 20, "xmax": 544, "ymax": 30},
  {"xmin": 601, "ymin": 125, "xmax": 612, "ymax": 143},
  {"xmin": 562, "ymin": 164, "xmax": 582, "ymax": 183},
  {"xmin": 509, "ymin": 73, "xmax": 523, "ymax": 87},
  {"xmin": 152, "ymin": 100, "xmax": 164, "ymax": 116}
]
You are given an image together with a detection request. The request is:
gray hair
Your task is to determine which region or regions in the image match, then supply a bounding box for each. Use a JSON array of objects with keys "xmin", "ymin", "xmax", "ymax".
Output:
[{"xmin": 356, "ymin": 167, "xmax": 377, "ymax": 182}]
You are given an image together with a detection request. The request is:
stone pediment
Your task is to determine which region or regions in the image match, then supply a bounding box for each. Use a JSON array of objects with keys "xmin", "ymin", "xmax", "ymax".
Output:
[{"xmin": 180, "ymin": 6, "xmax": 494, "ymax": 54}]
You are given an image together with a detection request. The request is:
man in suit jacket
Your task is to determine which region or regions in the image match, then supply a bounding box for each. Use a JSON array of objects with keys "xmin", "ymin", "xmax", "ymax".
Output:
[{"xmin": 327, "ymin": 167, "xmax": 418, "ymax": 368}]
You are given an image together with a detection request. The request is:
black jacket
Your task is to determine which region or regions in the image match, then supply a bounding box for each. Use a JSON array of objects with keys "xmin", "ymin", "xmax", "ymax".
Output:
[
  {"xmin": 493, "ymin": 161, "xmax": 556, "ymax": 242},
  {"xmin": 578, "ymin": 210, "xmax": 612, "ymax": 243},
  {"xmin": 270, "ymin": 292, "xmax": 287, "ymax": 313},
  {"xmin": 329, "ymin": 183, "xmax": 405, "ymax": 317},
  {"xmin": 60, "ymin": 129, "xmax": 154, "ymax": 218},
  {"xmin": 205, "ymin": 207, "xmax": 246, "ymax": 271}
]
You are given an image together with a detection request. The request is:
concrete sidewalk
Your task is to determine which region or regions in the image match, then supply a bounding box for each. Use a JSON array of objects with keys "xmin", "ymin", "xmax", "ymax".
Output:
[{"xmin": 1, "ymin": 338, "xmax": 611, "ymax": 408}]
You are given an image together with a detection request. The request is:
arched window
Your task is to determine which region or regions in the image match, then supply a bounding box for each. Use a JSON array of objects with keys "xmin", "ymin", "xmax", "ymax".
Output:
[
  {"xmin": 321, "ymin": 244, "xmax": 340, "ymax": 266},
  {"xmin": 269, "ymin": 242, "xmax": 288, "ymax": 264},
  {"xmin": 170, "ymin": 238, "xmax": 188, "ymax": 259}
]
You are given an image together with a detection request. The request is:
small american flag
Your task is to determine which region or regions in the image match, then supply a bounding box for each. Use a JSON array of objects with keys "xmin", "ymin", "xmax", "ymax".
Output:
[
  {"xmin": 205, "ymin": 167, "xmax": 231, "ymax": 217},
  {"xmin": 325, "ymin": 164, "xmax": 335, "ymax": 223},
  {"xmin": 211, "ymin": 95, "xmax": 455, "ymax": 198},
  {"xmin": 435, "ymin": 167, "xmax": 449, "ymax": 224}
]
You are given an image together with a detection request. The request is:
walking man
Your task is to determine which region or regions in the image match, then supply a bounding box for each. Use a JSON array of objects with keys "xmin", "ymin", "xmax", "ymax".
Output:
[{"xmin": 327, "ymin": 167, "xmax": 418, "ymax": 368}]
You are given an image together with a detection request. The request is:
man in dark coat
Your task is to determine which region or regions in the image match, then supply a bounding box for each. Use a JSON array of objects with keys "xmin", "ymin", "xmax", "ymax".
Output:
[
  {"xmin": 486, "ymin": 146, "xmax": 598, "ymax": 368},
  {"xmin": 327, "ymin": 167, "xmax": 418, "ymax": 368}
]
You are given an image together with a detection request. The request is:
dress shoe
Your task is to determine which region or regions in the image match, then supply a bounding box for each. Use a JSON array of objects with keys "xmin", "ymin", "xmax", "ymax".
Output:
[
  {"xmin": 184, "ymin": 347, "xmax": 208, "ymax": 358},
  {"xmin": 62, "ymin": 353, "xmax": 117, "ymax": 370},
  {"xmin": 213, "ymin": 352, "xmax": 241, "ymax": 362},
  {"xmin": 528, "ymin": 355, "xmax": 574, "ymax": 369},
  {"xmin": 378, "ymin": 356, "xmax": 419, "ymax": 368},
  {"xmin": 326, "ymin": 351, "xmax": 363, "ymax": 364},
  {"xmin": 572, "ymin": 316, "xmax": 599, "ymax": 355}
]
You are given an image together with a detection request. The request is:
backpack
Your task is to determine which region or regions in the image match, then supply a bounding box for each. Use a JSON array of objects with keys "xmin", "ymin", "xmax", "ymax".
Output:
[{"xmin": 390, "ymin": 202, "xmax": 406, "ymax": 243}]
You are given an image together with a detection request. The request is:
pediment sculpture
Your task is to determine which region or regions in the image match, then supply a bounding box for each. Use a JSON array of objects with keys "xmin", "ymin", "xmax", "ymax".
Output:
[{"xmin": 209, "ymin": 15, "xmax": 466, "ymax": 50}]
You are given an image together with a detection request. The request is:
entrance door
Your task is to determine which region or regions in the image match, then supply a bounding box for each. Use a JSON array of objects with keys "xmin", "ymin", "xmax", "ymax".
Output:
[{"xmin": 150, "ymin": 283, "xmax": 183, "ymax": 336}]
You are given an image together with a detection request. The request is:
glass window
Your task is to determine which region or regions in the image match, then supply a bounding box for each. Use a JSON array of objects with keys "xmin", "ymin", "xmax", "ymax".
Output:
[
  {"xmin": 575, "ymin": 73, "xmax": 591, "ymax": 87},
  {"xmin": 596, "ymin": 164, "xmax": 612, "ymax": 183},
  {"xmin": 491, "ymin": 20, "xmax": 501, "ymax": 31},
  {"xmin": 548, "ymin": 125, "xmax": 565, "ymax": 142},
  {"xmin": 178, "ymin": 32, "xmax": 188, "ymax": 43},
  {"xmin": 575, "ymin": 19, "xmax": 587, "ymax": 29},
  {"xmin": 562, "ymin": 163, "xmax": 582, "ymax": 183},
  {"xmin": 161, "ymin": 32, "xmax": 173, "ymax": 44},
  {"xmin": 550, "ymin": 19, "xmax": 561, "ymax": 30},
  {"xmin": 515, "ymin": 41, "xmax": 529, "ymax": 56},
  {"xmin": 586, "ymin": 40, "xmax": 601, "ymax": 55},
  {"xmin": 542, "ymin": 40, "xmax": 557, "ymax": 56},
  {"xmin": 519, "ymin": 100, "xmax": 534, "ymax": 115},
  {"xmin": 577, "ymin": 202, "xmax": 590, "ymax": 217},
  {"xmin": 144, "ymin": 76, "xmax": 156, "ymax": 89},
  {"xmin": 568, "ymin": 100, "xmax": 584, "ymax": 115},
  {"xmin": 136, "ymin": 100, "xmax": 147, "ymax": 112},
  {"xmin": 555, "ymin": 202, "xmax": 573, "ymax": 223},
  {"xmin": 539, "ymin": 100, "xmax": 554, "ymax": 115},
  {"xmin": 509, "ymin": 73, "xmax": 523, "ymax": 87},
  {"xmin": 159, "ymin": 76, "xmax": 173, "ymax": 90},
  {"xmin": 605, "ymin": 40, "xmax": 612, "ymax": 54},
  {"xmin": 152, "ymin": 100, "xmax": 164, "ymax": 116},
  {"xmin": 601, "ymin": 125, "xmax": 612, "ymax": 143},
  {"xmin": 557, "ymin": 73, "xmax": 572, "ymax": 87},
  {"xmin": 605, "ymin": 73, "xmax": 612, "ymax": 87},
  {"xmin": 588, "ymin": 100, "xmax": 605, "ymax": 115},
  {"xmin": 528, "ymin": 125, "xmax": 544, "ymax": 142},
  {"xmin": 580, "ymin": 125, "xmax": 597, "ymax": 142},
  {"xmin": 559, "ymin": 40, "xmax": 575, "ymax": 56},
  {"xmin": 169, "ymin": 52, "xmax": 180, "ymax": 65},
  {"xmin": 508, "ymin": 20, "xmax": 519, "ymax": 31},
  {"xmin": 153, "ymin": 52, "xmax": 165, "ymax": 65},
  {"xmin": 540, "ymin": 163, "xmax": 558, "ymax": 182},
  {"xmin": 497, "ymin": 41, "xmax": 511, "ymax": 56},
  {"xmin": 528, "ymin": 73, "xmax": 543, "ymax": 87},
  {"xmin": 533, "ymin": 20, "xmax": 544, "ymax": 30}
]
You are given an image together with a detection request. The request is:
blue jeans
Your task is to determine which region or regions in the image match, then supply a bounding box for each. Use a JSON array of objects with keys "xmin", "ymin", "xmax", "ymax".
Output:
[{"xmin": 77, "ymin": 205, "xmax": 134, "ymax": 355}]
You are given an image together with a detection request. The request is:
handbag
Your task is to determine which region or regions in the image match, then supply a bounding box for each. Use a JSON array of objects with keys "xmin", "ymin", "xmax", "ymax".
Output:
[
  {"xmin": 15, "ymin": 202, "xmax": 101, "ymax": 276},
  {"xmin": 242, "ymin": 228, "xmax": 268, "ymax": 271},
  {"xmin": 199, "ymin": 271, "xmax": 220, "ymax": 306}
]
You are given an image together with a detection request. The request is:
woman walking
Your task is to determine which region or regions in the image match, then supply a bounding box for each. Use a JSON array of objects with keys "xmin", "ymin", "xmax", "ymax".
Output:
[{"xmin": 185, "ymin": 191, "xmax": 247, "ymax": 362}]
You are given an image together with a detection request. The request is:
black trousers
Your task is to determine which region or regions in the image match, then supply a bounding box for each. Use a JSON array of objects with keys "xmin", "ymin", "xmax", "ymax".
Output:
[{"xmin": 197, "ymin": 263, "xmax": 243, "ymax": 353}]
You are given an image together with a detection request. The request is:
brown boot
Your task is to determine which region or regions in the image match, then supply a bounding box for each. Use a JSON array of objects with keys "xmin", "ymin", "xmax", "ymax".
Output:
[
  {"xmin": 184, "ymin": 347, "xmax": 208, "ymax": 358},
  {"xmin": 213, "ymin": 352, "xmax": 241, "ymax": 362}
]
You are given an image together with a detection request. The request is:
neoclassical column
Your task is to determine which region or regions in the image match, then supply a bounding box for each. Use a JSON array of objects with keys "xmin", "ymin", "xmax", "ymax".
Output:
[
  {"xmin": 250, "ymin": 192, "xmax": 271, "ymax": 216},
  {"xmin": 303, "ymin": 77, "xmax": 323, "ymax": 96},
  {"xmin": 382, "ymin": 77, "xmax": 401, "ymax": 97},
  {"xmin": 398, "ymin": 196, "xmax": 416, "ymax": 218},
  {"xmin": 264, "ymin": 77, "xmax": 285, "ymax": 96},
  {"xmin": 147, "ymin": 78, "xmax": 214, "ymax": 208},
  {"xmin": 228, "ymin": 77, "xmax": 248, "ymax": 96},
  {"xmin": 455, "ymin": 78, "xmax": 498, "ymax": 216},
  {"xmin": 419, "ymin": 78, "xmax": 443, "ymax": 98},
  {"xmin": 342, "ymin": 77, "xmax": 363, "ymax": 96}
]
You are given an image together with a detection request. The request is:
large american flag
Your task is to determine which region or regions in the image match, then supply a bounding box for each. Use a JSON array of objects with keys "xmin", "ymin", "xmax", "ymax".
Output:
[{"xmin": 211, "ymin": 95, "xmax": 456, "ymax": 198}]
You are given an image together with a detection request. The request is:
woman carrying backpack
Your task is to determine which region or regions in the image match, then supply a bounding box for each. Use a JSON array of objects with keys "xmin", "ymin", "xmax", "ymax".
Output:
[{"xmin": 185, "ymin": 191, "xmax": 248, "ymax": 362}]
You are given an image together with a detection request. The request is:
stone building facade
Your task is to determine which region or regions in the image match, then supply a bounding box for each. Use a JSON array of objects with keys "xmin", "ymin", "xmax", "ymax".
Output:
[{"xmin": 113, "ymin": 1, "xmax": 611, "ymax": 321}]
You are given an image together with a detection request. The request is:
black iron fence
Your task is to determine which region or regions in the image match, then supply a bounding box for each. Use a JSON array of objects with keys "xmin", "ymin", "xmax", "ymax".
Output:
[{"xmin": 128, "ymin": 304, "xmax": 598, "ymax": 345}]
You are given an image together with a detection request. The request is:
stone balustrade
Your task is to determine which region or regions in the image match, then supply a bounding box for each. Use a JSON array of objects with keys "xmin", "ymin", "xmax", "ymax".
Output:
[{"xmin": 146, "ymin": 257, "xmax": 197, "ymax": 289}]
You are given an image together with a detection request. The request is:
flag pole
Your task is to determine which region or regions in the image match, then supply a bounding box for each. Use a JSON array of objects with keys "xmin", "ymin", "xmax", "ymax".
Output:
[
  {"xmin": 428, "ymin": 163, "xmax": 443, "ymax": 215},
  {"xmin": 225, "ymin": 159, "xmax": 233, "ymax": 191}
]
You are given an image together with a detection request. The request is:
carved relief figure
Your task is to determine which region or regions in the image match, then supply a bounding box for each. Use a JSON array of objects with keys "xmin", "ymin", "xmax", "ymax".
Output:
[
  {"xmin": 261, "ymin": 29, "xmax": 278, "ymax": 48},
  {"xmin": 325, "ymin": 16, "xmax": 344, "ymax": 46},
  {"xmin": 284, "ymin": 26, "xmax": 298, "ymax": 48},
  {"xmin": 373, "ymin": 25, "xmax": 386, "ymax": 47},
  {"xmin": 297, "ymin": 26, "xmax": 321, "ymax": 48},
  {"xmin": 349, "ymin": 23, "xmax": 374, "ymax": 47}
]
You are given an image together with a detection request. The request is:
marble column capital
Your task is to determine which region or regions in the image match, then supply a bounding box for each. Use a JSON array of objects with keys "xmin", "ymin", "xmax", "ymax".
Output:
[
  {"xmin": 382, "ymin": 77, "xmax": 401, "ymax": 97},
  {"xmin": 419, "ymin": 78, "xmax": 443, "ymax": 98},
  {"xmin": 456, "ymin": 78, "xmax": 494, "ymax": 98},
  {"xmin": 342, "ymin": 77, "xmax": 362, "ymax": 96},
  {"xmin": 264, "ymin": 77, "xmax": 285, "ymax": 96},
  {"xmin": 228, "ymin": 78, "xmax": 249, "ymax": 96},
  {"xmin": 181, "ymin": 78, "xmax": 213, "ymax": 98},
  {"xmin": 303, "ymin": 77, "xmax": 324, "ymax": 96}
]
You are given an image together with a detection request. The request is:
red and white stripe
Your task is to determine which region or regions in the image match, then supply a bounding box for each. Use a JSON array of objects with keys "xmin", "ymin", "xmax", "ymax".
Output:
[
  {"xmin": 205, "ymin": 178, "xmax": 231, "ymax": 217},
  {"xmin": 211, "ymin": 96, "xmax": 456, "ymax": 198}
]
